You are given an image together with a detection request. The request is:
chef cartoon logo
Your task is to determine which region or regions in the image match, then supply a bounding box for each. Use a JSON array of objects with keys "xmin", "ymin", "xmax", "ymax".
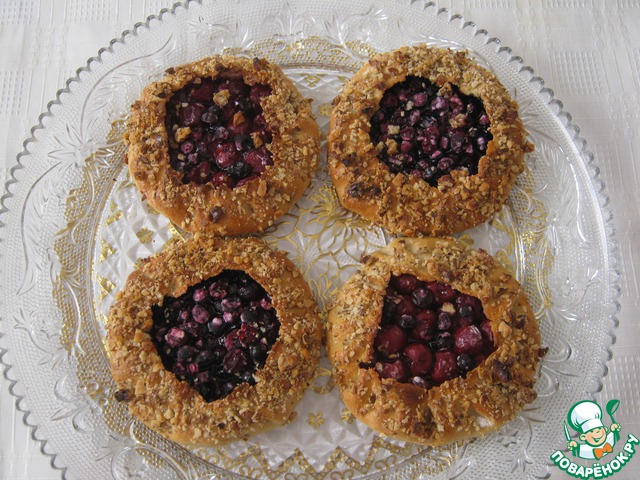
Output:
[
  {"xmin": 550, "ymin": 399, "xmax": 639, "ymax": 479},
  {"xmin": 565, "ymin": 400, "xmax": 621, "ymax": 460}
]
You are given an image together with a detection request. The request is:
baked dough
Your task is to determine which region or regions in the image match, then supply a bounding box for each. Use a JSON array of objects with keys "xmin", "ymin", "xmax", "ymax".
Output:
[
  {"xmin": 326, "ymin": 237, "xmax": 541, "ymax": 445},
  {"xmin": 125, "ymin": 55, "xmax": 320, "ymax": 235},
  {"xmin": 328, "ymin": 45, "xmax": 533, "ymax": 236},
  {"xmin": 106, "ymin": 235, "xmax": 322, "ymax": 446}
]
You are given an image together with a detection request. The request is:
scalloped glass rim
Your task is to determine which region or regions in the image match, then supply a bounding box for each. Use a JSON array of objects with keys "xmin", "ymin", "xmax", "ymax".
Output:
[{"xmin": 0, "ymin": 0, "xmax": 619, "ymax": 479}]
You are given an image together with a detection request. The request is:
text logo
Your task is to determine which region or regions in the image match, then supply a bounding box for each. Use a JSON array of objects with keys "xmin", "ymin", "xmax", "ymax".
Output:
[{"xmin": 550, "ymin": 399, "xmax": 638, "ymax": 478}]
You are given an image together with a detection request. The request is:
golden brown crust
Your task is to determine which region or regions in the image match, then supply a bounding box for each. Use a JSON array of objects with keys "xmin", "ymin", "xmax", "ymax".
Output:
[
  {"xmin": 106, "ymin": 236, "xmax": 322, "ymax": 446},
  {"xmin": 328, "ymin": 45, "xmax": 533, "ymax": 236},
  {"xmin": 125, "ymin": 55, "xmax": 320, "ymax": 235},
  {"xmin": 326, "ymin": 237, "xmax": 541, "ymax": 446}
]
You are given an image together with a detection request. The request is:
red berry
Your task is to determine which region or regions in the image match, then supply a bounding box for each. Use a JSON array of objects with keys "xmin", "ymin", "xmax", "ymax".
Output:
[
  {"xmin": 431, "ymin": 351, "xmax": 459, "ymax": 384},
  {"xmin": 374, "ymin": 273, "xmax": 492, "ymax": 391},
  {"xmin": 391, "ymin": 274, "xmax": 419, "ymax": 294},
  {"xmin": 411, "ymin": 310, "xmax": 436, "ymax": 341},
  {"xmin": 374, "ymin": 325, "xmax": 408, "ymax": 356},
  {"xmin": 403, "ymin": 343, "xmax": 434, "ymax": 376},
  {"xmin": 376, "ymin": 359, "xmax": 407, "ymax": 381},
  {"xmin": 214, "ymin": 142, "xmax": 240, "ymax": 168},
  {"xmin": 454, "ymin": 325, "xmax": 484, "ymax": 355},
  {"xmin": 180, "ymin": 103, "xmax": 206, "ymax": 126},
  {"xmin": 396, "ymin": 295, "xmax": 417, "ymax": 316},
  {"xmin": 426, "ymin": 281, "xmax": 456, "ymax": 303}
]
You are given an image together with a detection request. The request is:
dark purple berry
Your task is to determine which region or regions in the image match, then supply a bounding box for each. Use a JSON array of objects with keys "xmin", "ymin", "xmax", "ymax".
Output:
[
  {"xmin": 397, "ymin": 314, "xmax": 417, "ymax": 330},
  {"xmin": 454, "ymin": 325, "xmax": 484, "ymax": 355},
  {"xmin": 431, "ymin": 332, "xmax": 453, "ymax": 351},
  {"xmin": 223, "ymin": 349, "xmax": 249, "ymax": 374},
  {"xmin": 150, "ymin": 270, "xmax": 281, "ymax": 403},
  {"xmin": 193, "ymin": 288, "xmax": 208, "ymax": 302},
  {"xmin": 207, "ymin": 317, "xmax": 225, "ymax": 334},
  {"xmin": 177, "ymin": 345, "xmax": 197, "ymax": 362},
  {"xmin": 249, "ymin": 343, "xmax": 268, "ymax": 362},
  {"xmin": 239, "ymin": 309, "xmax": 257, "ymax": 324},
  {"xmin": 457, "ymin": 353, "xmax": 474, "ymax": 373},
  {"xmin": 369, "ymin": 76, "xmax": 493, "ymax": 186},
  {"xmin": 201, "ymin": 108, "xmax": 218, "ymax": 124},
  {"xmin": 260, "ymin": 297, "xmax": 273, "ymax": 310},
  {"xmin": 192, "ymin": 304, "xmax": 211, "ymax": 324},
  {"xmin": 238, "ymin": 283, "xmax": 258, "ymax": 300},
  {"xmin": 165, "ymin": 327, "xmax": 187, "ymax": 347},
  {"xmin": 437, "ymin": 311, "xmax": 453, "ymax": 331},
  {"xmin": 221, "ymin": 297, "xmax": 241, "ymax": 312},
  {"xmin": 480, "ymin": 320, "xmax": 494, "ymax": 345},
  {"xmin": 411, "ymin": 287, "xmax": 433, "ymax": 308}
]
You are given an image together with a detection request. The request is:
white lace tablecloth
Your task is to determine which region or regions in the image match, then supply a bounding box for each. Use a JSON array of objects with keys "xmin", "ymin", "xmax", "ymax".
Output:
[{"xmin": 1, "ymin": 1, "xmax": 638, "ymax": 479}]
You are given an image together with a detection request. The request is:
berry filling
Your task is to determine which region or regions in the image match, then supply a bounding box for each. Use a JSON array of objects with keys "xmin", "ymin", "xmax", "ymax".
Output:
[
  {"xmin": 369, "ymin": 76, "xmax": 493, "ymax": 186},
  {"xmin": 365, "ymin": 273, "xmax": 495, "ymax": 390},
  {"xmin": 150, "ymin": 270, "xmax": 280, "ymax": 402},
  {"xmin": 164, "ymin": 76, "xmax": 273, "ymax": 188}
]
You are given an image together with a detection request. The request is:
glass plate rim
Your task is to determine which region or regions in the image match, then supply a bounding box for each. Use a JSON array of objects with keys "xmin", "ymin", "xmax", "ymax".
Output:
[{"xmin": 0, "ymin": 0, "xmax": 620, "ymax": 477}]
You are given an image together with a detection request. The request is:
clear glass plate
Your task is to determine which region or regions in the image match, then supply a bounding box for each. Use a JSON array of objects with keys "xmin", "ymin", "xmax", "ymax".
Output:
[{"xmin": 0, "ymin": 1, "xmax": 618, "ymax": 479}]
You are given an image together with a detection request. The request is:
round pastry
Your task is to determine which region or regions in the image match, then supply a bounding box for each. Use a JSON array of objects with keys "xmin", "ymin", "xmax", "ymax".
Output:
[
  {"xmin": 106, "ymin": 235, "xmax": 322, "ymax": 446},
  {"xmin": 328, "ymin": 45, "xmax": 533, "ymax": 236},
  {"xmin": 125, "ymin": 55, "xmax": 320, "ymax": 235},
  {"xmin": 326, "ymin": 237, "xmax": 541, "ymax": 445}
]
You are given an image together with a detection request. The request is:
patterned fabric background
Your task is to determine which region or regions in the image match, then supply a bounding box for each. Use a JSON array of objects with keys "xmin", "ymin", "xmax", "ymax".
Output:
[{"xmin": 0, "ymin": 1, "xmax": 638, "ymax": 479}]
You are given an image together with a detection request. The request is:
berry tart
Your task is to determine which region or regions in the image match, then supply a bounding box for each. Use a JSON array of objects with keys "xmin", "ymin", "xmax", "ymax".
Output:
[
  {"xmin": 125, "ymin": 55, "xmax": 320, "ymax": 235},
  {"xmin": 326, "ymin": 237, "xmax": 541, "ymax": 445},
  {"xmin": 106, "ymin": 236, "xmax": 322, "ymax": 446},
  {"xmin": 328, "ymin": 45, "xmax": 533, "ymax": 236}
]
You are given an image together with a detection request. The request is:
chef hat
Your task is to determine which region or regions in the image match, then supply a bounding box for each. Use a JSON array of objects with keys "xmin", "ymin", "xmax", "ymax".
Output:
[{"xmin": 568, "ymin": 400, "xmax": 604, "ymax": 434}]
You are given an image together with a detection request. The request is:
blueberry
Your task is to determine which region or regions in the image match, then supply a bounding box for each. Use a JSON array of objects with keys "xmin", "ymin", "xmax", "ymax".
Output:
[
  {"xmin": 150, "ymin": 269, "xmax": 281, "ymax": 402},
  {"xmin": 369, "ymin": 75, "xmax": 492, "ymax": 186}
]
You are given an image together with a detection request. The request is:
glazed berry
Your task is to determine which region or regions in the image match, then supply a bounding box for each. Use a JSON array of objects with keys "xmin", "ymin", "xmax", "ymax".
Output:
[
  {"xmin": 397, "ymin": 314, "xmax": 417, "ymax": 330},
  {"xmin": 371, "ymin": 273, "xmax": 495, "ymax": 390},
  {"xmin": 411, "ymin": 287, "xmax": 433, "ymax": 308},
  {"xmin": 437, "ymin": 311, "xmax": 453, "ymax": 331},
  {"xmin": 376, "ymin": 359, "xmax": 407, "ymax": 381},
  {"xmin": 374, "ymin": 325, "xmax": 408, "ymax": 356},
  {"xmin": 457, "ymin": 353, "xmax": 475, "ymax": 374},
  {"xmin": 369, "ymin": 76, "xmax": 492, "ymax": 186},
  {"xmin": 454, "ymin": 325, "xmax": 484, "ymax": 356},
  {"xmin": 395, "ymin": 295, "xmax": 416, "ymax": 316},
  {"xmin": 411, "ymin": 310, "xmax": 437, "ymax": 341},
  {"xmin": 150, "ymin": 270, "xmax": 280, "ymax": 402},
  {"xmin": 165, "ymin": 327, "xmax": 187, "ymax": 348},
  {"xmin": 402, "ymin": 343, "xmax": 433, "ymax": 376},
  {"xmin": 427, "ymin": 282, "xmax": 456, "ymax": 303},
  {"xmin": 165, "ymin": 77, "xmax": 273, "ymax": 188},
  {"xmin": 391, "ymin": 273, "xmax": 419, "ymax": 294},
  {"xmin": 431, "ymin": 351, "xmax": 459, "ymax": 384}
]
